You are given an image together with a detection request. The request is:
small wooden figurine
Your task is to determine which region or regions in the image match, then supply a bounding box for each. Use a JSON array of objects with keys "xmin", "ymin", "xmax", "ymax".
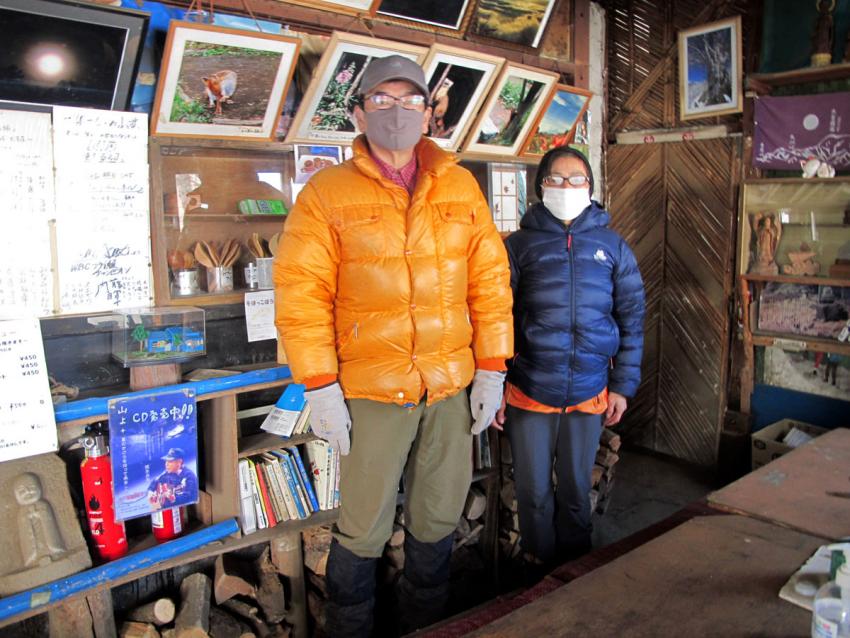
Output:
[
  {"xmin": 750, "ymin": 212, "xmax": 782, "ymax": 275},
  {"xmin": 811, "ymin": 0, "xmax": 835, "ymax": 67},
  {"xmin": 782, "ymin": 243, "xmax": 821, "ymax": 276}
]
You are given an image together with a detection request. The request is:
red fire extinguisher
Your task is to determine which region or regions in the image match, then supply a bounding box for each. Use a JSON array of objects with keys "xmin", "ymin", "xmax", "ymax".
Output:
[
  {"xmin": 151, "ymin": 505, "xmax": 187, "ymax": 542},
  {"xmin": 80, "ymin": 427, "xmax": 128, "ymax": 561}
]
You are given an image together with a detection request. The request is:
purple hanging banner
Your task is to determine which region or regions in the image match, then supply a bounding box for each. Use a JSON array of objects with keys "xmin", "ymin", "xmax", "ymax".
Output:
[{"xmin": 753, "ymin": 91, "xmax": 850, "ymax": 170}]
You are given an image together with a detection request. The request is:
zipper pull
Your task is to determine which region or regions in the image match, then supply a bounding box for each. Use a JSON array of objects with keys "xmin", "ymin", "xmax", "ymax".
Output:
[{"xmin": 567, "ymin": 234, "xmax": 573, "ymax": 251}]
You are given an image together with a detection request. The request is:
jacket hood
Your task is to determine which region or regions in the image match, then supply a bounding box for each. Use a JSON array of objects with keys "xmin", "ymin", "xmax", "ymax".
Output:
[{"xmin": 520, "ymin": 200, "xmax": 610, "ymax": 234}]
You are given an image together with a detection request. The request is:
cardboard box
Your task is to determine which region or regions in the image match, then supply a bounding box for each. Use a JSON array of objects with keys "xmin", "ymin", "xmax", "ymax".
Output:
[{"xmin": 751, "ymin": 419, "xmax": 829, "ymax": 470}]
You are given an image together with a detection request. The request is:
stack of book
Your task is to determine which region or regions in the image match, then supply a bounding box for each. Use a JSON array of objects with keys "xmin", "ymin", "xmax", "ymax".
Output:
[
  {"xmin": 260, "ymin": 383, "xmax": 312, "ymax": 438},
  {"xmin": 238, "ymin": 441, "xmax": 340, "ymax": 534}
]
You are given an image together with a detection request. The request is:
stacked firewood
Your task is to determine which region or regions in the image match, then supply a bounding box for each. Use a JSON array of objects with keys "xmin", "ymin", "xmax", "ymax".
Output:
[
  {"xmin": 119, "ymin": 549, "xmax": 292, "ymax": 638},
  {"xmin": 499, "ymin": 428, "xmax": 621, "ymax": 562}
]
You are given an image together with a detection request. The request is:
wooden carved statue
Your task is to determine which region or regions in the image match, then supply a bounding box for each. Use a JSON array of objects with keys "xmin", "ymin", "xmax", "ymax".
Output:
[
  {"xmin": 14, "ymin": 473, "xmax": 65, "ymax": 568},
  {"xmin": 750, "ymin": 212, "xmax": 782, "ymax": 275},
  {"xmin": 783, "ymin": 242, "xmax": 821, "ymax": 276},
  {"xmin": 811, "ymin": 0, "xmax": 835, "ymax": 67}
]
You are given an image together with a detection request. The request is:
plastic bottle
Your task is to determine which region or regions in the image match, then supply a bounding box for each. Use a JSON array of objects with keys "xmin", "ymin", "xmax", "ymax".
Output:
[{"xmin": 812, "ymin": 562, "xmax": 850, "ymax": 638}]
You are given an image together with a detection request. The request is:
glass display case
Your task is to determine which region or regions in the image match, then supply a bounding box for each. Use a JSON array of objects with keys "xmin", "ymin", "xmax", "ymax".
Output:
[
  {"xmin": 150, "ymin": 139, "xmax": 297, "ymax": 305},
  {"xmin": 738, "ymin": 177, "xmax": 850, "ymax": 355},
  {"xmin": 112, "ymin": 306, "xmax": 206, "ymax": 366}
]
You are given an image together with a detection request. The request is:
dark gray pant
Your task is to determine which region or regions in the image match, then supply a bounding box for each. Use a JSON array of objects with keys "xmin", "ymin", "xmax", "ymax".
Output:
[{"xmin": 505, "ymin": 406, "xmax": 603, "ymax": 564}]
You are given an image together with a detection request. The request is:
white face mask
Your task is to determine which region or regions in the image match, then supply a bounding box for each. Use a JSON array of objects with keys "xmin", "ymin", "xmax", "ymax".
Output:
[{"xmin": 542, "ymin": 187, "xmax": 591, "ymax": 221}]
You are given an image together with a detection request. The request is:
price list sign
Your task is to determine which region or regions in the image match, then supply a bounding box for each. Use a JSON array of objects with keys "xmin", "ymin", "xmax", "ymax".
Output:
[{"xmin": 0, "ymin": 318, "xmax": 58, "ymax": 461}]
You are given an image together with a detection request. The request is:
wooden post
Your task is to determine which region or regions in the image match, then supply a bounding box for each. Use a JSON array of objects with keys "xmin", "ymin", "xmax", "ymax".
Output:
[
  {"xmin": 129, "ymin": 364, "xmax": 181, "ymax": 392},
  {"xmin": 87, "ymin": 590, "xmax": 118, "ymax": 638},
  {"xmin": 127, "ymin": 598, "xmax": 176, "ymax": 626},
  {"xmin": 271, "ymin": 532, "xmax": 307, "ymax": 638},
  {"xmin": 254, "ymin": 547, "xmax": 286, "ymax": 625},
  {"xmin": 49, "ymin": 598, "xmax": 94, "ymax": 638}
]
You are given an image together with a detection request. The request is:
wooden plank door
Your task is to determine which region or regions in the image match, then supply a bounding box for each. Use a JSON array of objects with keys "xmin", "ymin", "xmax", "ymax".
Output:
[{"xmin": 607, "ymin": 138, "xmax": 739, "ymax": 466}]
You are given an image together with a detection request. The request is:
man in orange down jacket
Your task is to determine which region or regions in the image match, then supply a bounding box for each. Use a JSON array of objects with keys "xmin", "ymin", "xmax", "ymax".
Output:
[{"xmin": 274, "ymin": 55, "xmax": 513, "ymax": 637}]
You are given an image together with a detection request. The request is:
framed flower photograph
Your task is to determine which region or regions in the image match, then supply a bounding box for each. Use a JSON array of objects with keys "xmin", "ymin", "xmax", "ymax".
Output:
[
  {"xmin": 462, "ymin": 62, "xmax": 558, "ymax": 157},
  {"xmin": 276, "ymin": 0, "xmax": 381, "ymax": 16},
  {"xmin": 521, "ymin": 84, "xmax": 592, "ymax": 157},
  {"xmin": 377, "ymin": 0, "xmax": 473, "ymax": 30},
  {"xmin": 422, "ymin": 45, "xmax": 503, "ymax": 151},
  {"xmin": 285, "ymin": 32, "xmax": 427, "ymax": 145},
  {"xmin": 678, "ymin": 15, "xmax": 742, "ymax": 121},
  {"xmin": 469, "ymin": 0, "xmax": 558, "ymax": 48},
  {"xmin": 151, "ymin": 22, "xmax": 301, "ymax": 141}
]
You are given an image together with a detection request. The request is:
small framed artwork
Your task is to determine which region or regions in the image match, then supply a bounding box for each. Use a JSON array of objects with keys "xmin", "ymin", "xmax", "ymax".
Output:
[
  {"xmin": 377, "ymin": 0, "xmax": 473, "ymax": 30},
  {"xmin": 285, "ymin": 32, "xmax": 427, "ymax": 145},
  {"xmin": 293, "ymin": 144, "xmax": 344, "ymax": 184},
  {"xmin": 462, "ymin": 63, "xmax": 558, "ymax": 157},
  {"xmin": 678, "ymin": 15, "xmax": 742, "ymax": 121},
  {"xmin": 277, "ymin": 0, "xmax": 381, "ymax": 16},
  {"xmin": 469, "ymin": 0, "xmax": 558, "ymax": 48},
  {"xmin": 488, "ymin": 162, "xmax": 527, "ymax": 232},
  {"xmin": 422, "ymin": 45, "xmax": 503, "ymax": 151},
  {"xmin": 151, "ymin": 22, "xmax": 300, "ymax": 141},
  {"xmin": 521, "ymin": 84, "xmax": 592, "ymax": 157}
]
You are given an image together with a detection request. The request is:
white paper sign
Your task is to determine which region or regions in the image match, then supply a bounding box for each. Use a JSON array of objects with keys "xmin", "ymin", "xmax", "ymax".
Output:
[
  {"xmin": 244, "ymin": 290, "xmax": 277, "ymax": 342},
  {"xmin": 0, "ymin": 110, "xmax": 55, "ymax": 316},
  {"xmin": 52, "ymin": 107, "xmax": 152, "ymax": 313},
  {"xmin": 0, "ymin": 318, "xmax": 58, "ymax": 461}
]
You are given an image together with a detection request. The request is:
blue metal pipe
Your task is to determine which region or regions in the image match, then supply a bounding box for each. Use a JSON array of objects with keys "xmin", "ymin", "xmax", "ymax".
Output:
[
  {"xmin": 55, "ymin": 366, "xmax": 291, "ymax": 423},
  {"xmin": 0, "ymin": 518, "xmax": 240, "ymax": 621}
]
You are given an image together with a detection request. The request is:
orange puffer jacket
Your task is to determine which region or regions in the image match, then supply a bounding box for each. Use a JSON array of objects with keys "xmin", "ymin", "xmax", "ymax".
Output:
[{"xmin": 274, "ymin": 135, "xmax": 513, "ymax": 406}]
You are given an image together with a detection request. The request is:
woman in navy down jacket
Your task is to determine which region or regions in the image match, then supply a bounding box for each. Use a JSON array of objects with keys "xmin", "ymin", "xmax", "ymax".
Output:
[{"xmin": 497, "ymin": 147, "xmax": 645, "ymax": 574}]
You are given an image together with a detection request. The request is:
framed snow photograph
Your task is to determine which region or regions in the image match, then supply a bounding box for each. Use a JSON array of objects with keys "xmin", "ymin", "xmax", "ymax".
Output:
[
  {"xmin": 422, "ymin": 44, "xmax": 503, "ymax": 151},
  {"xmin": 678, "ymin": 15, "xmax": 742, "ymax": 121},
  {"xmin": 151, "ymin": 22, "xmax": 301, "ymax": 141},
  {"xmin": 285, "ymin": 32, "xmax": 427, "ymax": 145}
]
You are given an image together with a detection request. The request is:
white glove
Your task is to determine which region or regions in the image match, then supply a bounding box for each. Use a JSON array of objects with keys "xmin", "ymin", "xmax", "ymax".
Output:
[
  {"xmin": 469, "ymin": 370, "xmax": 506, "ymax": 435},
  {"xmin": 305, "ymin": 383, "xmax": 351, "ymax": 455}
]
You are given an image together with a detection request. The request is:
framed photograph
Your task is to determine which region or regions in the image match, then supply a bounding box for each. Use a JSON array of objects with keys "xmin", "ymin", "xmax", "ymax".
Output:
[
  {"xmin": 293, "ymin": 144, "xmax": 343, "ymax": 183},
  {"xmin": 469, "ymin": 0, "xmax": 558, "ymax": 48},
  {"xmin": 377, "ymin": 0, "xmax": 472, "ymax": 30},
  {"xmin": 422, "ymin": 45, "xmax": 503, "ymax": 151},
  {"xmin": 285, "ymin": 32, "xmax": 427, "ymax": 145},
  {"xmin": 277, "ymin": 0, "xmax": 381, "ymax": 16},
  {"xmin": 462, "ymin": 62, "xmax": 558, "ymax": 157},
  {"xmin": 488, "ymin": 163, "xmax": 527, "ymax": 232},
  {"xmin": 678, "ymin": 15, "xmax": 742, "ymax": 121},
  {"xmin": 151, "ymin": 22, "xmax": 300, "ymax": 141},
  {"xmin": 521, "ymin": 84, "xmax": 592, "ymax": 157}
]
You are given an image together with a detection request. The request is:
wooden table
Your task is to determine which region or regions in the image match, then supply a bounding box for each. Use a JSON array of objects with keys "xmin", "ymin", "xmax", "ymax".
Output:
[
  {"xmin": 708, "ymin": 427, "xmax": 850, "ymax": 540},
  {"xmin": 467, "ymin": 515, "xmax": 819, "ymax": 637}
]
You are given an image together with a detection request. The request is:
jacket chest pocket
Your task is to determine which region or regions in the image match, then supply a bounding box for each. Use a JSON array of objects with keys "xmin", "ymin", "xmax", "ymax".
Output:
[
  {"xmin": 337, "ymin": 211, "xmax": 385, "ymax": 261},
  {"xmin": 436, "ymin": 203, "xmax": 474, "ymax": 254}
]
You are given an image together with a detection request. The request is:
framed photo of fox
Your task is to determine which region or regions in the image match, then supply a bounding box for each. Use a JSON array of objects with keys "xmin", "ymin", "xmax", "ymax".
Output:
[{"xmin": 151, "ymin": 22, "xmax": 301, "ymax": 141}]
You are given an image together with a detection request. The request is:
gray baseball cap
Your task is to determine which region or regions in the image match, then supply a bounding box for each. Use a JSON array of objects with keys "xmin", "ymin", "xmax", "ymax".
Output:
[{"xmin": 359, "ymin": 55, "xmax": 429, "ymax": 98}]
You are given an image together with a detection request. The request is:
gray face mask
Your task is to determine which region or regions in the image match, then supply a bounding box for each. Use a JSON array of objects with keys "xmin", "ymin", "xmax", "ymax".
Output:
[{"xmin": 364, "ymin": 105, "xmax": 424, "ymax": 151}]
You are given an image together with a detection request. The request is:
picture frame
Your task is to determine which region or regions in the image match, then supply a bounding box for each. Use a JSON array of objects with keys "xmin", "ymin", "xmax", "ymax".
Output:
[
  {"xmin": 293, "ymin": 144, "xmax": 344, "ymax": 184},
  {"xmin": 151, "ymin": 22, "xmax": 301, "ymax": 141},
  {"xmin": 488, "ymin": 162, "xmax": 527, "ymax": 232},
  {"xmin": 276, "ymin": 0, "xmax": 381, "ymax": 16},
  {"xmin": 521, "ymin": 84, "xmax": 592, "ymax": 157},
  {"xmin": 462, "ymin": 62, "xmax": 558, "ymax": 157},
  {"xmin": 285, "ymin": 32, "xmax": 427, "ymax": 145},
  {"xmin": 377, "ymin": 0, "xmax": 472, "ymax": 31},
  {"xmin": 421, "ymin": 44, "xmax": 504, "ymax": 151},
  {"xmin": 678, "ymin": 15, "xmax": 742, "ymax": 121},
  {"xmin": 469, "ymin": 0, "xmax": 558, "ymax": 48}
]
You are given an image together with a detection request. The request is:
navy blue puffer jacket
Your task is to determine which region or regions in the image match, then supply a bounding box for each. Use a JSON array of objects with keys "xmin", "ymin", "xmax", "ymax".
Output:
[{"xmin": 505, "ymin": 200, "xmax": 645, "ymax": 408}]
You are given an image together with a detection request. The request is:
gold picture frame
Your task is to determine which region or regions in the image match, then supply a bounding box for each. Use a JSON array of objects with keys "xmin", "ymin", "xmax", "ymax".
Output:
[
  {"xmin": 151, "ymin": 22, "xmax": 301, "ymax": 141},
  {"xmin": 461, "ymin": 62, "xmax": 559, "ymax": 157},
  {"xmin": 678, "ymin": 15, "xmax": 743, "ymax": 121},
  {"xmin": 521, "ymin": 84, "xmax": 592, "ymax": 157},
  {"xmin": 284, "ymin": 32, "xmax": 427, "ymax": 145}
]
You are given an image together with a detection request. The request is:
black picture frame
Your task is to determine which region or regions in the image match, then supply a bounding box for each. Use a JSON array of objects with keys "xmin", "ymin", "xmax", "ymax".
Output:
[{"xmin": 377, "ymin": 0, "xmax": 472, "ymax": 30}]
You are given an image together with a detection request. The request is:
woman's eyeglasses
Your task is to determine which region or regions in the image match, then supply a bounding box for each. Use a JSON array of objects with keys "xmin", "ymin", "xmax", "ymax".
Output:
[
  {"xmin": 363, "ymin": 93, "xmax": 427, "ymax": 110},
  {"xmin": 542, "ymin": 174, "xmax": 590, "ymax": 188}
]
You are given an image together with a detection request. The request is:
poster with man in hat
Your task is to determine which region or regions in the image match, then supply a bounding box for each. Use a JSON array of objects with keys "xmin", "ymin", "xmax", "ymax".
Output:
[{"xmin": 147, "ymin": 447, "xmax": 198, "ymax": 511}]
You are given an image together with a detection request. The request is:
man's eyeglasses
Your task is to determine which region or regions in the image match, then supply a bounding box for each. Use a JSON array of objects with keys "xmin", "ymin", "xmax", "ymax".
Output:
[
  {"xmin": 363, "ymin": 93, "xmax": 427, "ymax": 110},
  {"xmin": 542, "ymin": 174, "xmax": 590, "ymax": 188}
]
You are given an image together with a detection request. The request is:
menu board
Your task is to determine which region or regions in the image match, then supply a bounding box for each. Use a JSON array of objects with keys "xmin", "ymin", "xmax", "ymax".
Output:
[
  {"xmin": 0, "ymin": 319, "xmax": 57, "ymax": 462},
  {"xmin": 0, "ymin": 106, "xmax": 152, "ymax": 316}
]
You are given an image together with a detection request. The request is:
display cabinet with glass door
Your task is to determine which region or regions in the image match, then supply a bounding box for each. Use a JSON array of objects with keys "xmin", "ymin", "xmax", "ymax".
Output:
[{"xmin": 150, "ymin": 139, "xmax": 296, "ymax": 305}]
